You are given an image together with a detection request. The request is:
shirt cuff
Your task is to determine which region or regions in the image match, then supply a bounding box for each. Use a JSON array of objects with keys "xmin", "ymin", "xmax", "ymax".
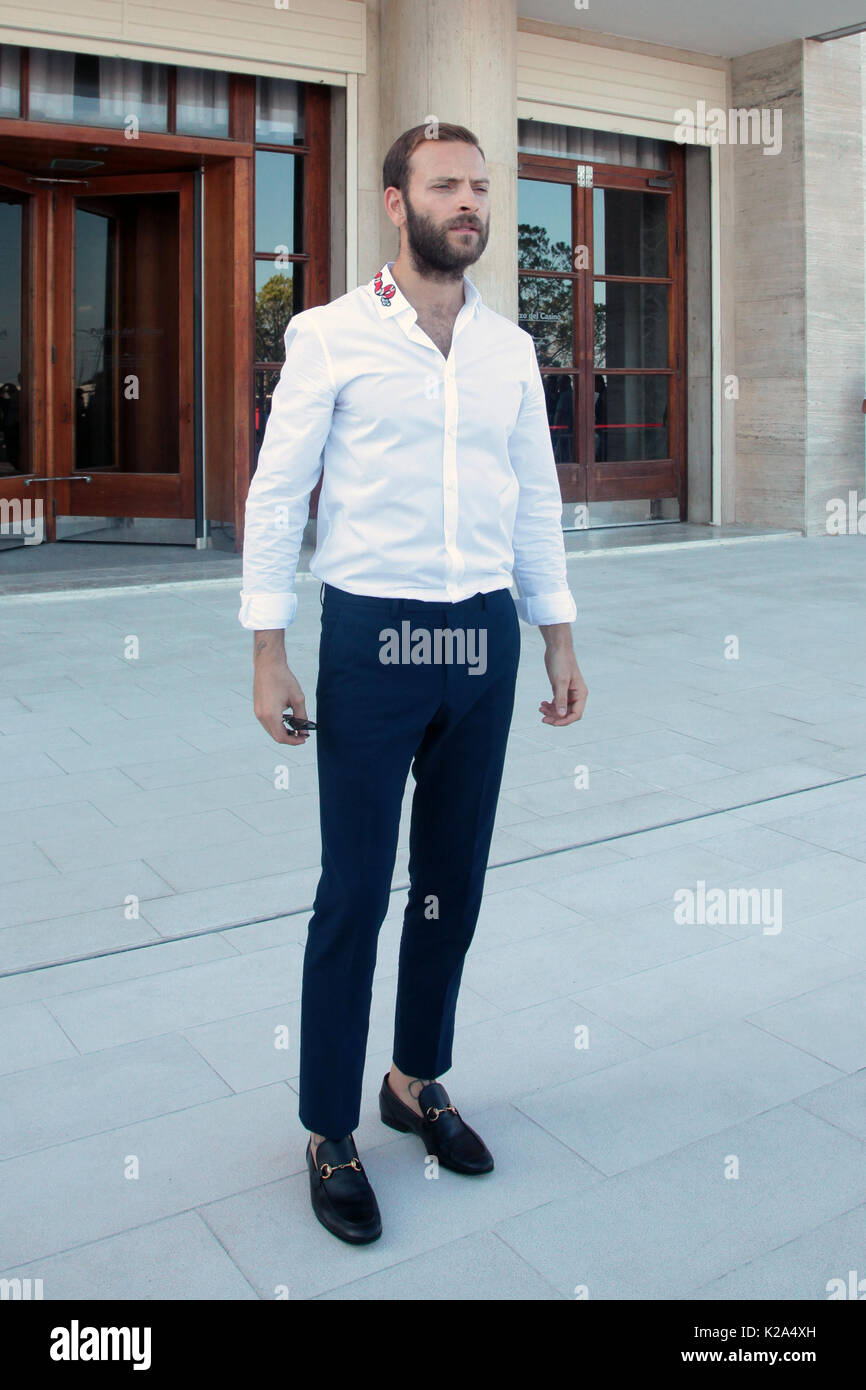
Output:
[
  {"xmin": 238, "ymin": 591, "xmax": 298, "ymax": 630},
  {"xmin": 514, "ymin": 589, "xmax": 577, "ymax": 626}
]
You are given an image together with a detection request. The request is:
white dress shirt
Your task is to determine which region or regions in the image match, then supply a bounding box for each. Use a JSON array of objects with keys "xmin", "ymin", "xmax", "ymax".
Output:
[{"xmin": 238, "ymin": 260, "xmax": 577, "ymax": 630}]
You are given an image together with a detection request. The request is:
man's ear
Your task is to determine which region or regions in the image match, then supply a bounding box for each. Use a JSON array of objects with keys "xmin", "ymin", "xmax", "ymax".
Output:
[{"xmin": 383, "ymin": 186, "xmax": 405, "ymax": 229}]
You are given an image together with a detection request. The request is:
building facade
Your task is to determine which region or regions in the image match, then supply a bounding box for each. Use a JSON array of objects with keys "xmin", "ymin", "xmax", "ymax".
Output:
[{"xmin": 0, "ymin": 0, "xmax": 864, "ymax": 550}]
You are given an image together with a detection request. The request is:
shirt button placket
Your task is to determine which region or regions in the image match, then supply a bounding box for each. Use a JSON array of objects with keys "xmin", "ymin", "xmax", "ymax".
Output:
[{"xmin": 442, "ymin": 360, "xmax": 462, "ymax": 601}]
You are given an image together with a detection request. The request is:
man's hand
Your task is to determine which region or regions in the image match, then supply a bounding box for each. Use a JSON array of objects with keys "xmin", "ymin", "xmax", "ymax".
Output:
[
  {"xmin": 253, "ymin": 630, "xmax": 310, "ymax": 745},
  {"xmin": 538, "ymin": 622, "xmax": 588, "ymax": 726}
]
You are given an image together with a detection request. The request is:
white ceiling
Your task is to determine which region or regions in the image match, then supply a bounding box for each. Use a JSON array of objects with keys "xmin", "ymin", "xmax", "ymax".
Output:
[{"xmin": 518, "ymin": 0, "xmax": 866, "ymax": 59}]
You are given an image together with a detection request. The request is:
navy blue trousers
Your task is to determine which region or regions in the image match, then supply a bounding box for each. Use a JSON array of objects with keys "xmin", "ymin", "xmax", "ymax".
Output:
[{"xmin": 298, "ymin": 581, "xmax": 521, "ymax": 1139}]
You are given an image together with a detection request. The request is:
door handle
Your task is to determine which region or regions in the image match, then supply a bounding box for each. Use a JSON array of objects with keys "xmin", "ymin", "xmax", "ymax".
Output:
[{"xmin": 23, "ymin": 475, "xmax": 93, "ymax": 484}]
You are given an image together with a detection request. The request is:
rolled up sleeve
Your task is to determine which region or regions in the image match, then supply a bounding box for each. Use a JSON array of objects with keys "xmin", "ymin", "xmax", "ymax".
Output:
[
  {"xmin": 238, "ymin": 311, "xmax": 336, "ymax": 630},
  {"xmin": 507, "ymin": 335, "xmax": 577, "ymax": 627}
]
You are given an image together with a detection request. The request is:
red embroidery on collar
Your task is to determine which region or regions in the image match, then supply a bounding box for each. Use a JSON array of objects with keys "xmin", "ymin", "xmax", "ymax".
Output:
[{"xmin": 372, "ymin": 270, "xmax": 396, "ymax": 306}]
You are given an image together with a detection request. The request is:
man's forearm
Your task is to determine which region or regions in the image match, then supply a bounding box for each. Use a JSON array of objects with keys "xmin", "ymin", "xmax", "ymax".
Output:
[
  {"xmin": 539, "ymin": 621, "xmax": 575, "ymax": 651},
  {"xmin": 254, "ymin": 629, "xmax": 287, "ymax": 663}
]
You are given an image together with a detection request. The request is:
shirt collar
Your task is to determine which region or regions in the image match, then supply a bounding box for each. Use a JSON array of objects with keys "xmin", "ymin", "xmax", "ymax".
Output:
[{"xmin": 368, "ymin": 260, "xmax": 481, "ymax": 320}]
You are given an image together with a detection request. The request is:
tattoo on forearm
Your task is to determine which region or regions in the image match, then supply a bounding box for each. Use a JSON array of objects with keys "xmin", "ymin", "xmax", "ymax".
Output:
[{"xmin": 255, "ymin": 637, "xmax": 269, "ymax": 655}]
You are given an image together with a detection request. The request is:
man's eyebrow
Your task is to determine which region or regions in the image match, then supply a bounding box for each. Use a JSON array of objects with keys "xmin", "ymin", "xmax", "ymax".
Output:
[{"xmin": 427, "ymin": 175, "xmax": 490, "ymax": 184}]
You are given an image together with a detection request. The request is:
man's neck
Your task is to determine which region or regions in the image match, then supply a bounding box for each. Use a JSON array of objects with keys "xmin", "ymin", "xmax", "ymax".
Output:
[{"xmin": 388, "ymin": 256, "xmax": 466, "ymax": 318}]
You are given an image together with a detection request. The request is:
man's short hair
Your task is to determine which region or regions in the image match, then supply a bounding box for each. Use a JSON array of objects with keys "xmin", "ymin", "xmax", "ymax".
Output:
[{"xmin": 382, "ymin": 123, "xmax": 486, "ymax": 199}]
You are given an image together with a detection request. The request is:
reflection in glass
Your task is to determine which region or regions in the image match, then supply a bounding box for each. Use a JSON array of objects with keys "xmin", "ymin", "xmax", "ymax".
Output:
[
  {"xmin": 75, "ymin": 209, "xmax": 114, "ymax": 472},
  {"xmin": 256, "ymin": 77, "xmax": 304, "ymax": 144},
  {"xmin": 255, "ymin": 262, "xmax": 300, "ymax": 362},
  {"xmin": 30, "ymin": 49, "xmax": 167, "ymax": 130},
  {"xmin": 542, "ymin": 372, "xmax": 581, "ymax": 505},
  {"xmin": 518, "ymin": 119, "xmax": 671, "ymax": 171},
  {"xmin": 74, "ymin": 194, "xmax": 180, "ymax": 474},
  {"xmin": 593, "ymin": 189, "xmax": 668, "ymax": 278},
  {"xmin": 518, "ymin": 276, "xmax": 573, "ymax": 367},
  {"xmin": 0, "ymin": 196, "xmax": 23, "ymax": 473},
  {"xmin": 518, "ymin": 179, "xmax": 572, "ymax": 272},
  {"xmin": 255, "ymin": 151, "xmax": 302, "ymax": 256},
  {"xmin": 254, "ymin": 369, "xmax": 281, "ymax": 455},
  {"xmin": 593, "ymin": 281, "xmax": 669, "ymax": 368},
  {"xmin": 543, "ymin": 374, "xmax": 574, "ymax": 462},
  {"xmin": 0, "ymin": 44, "xmax": 20, "ymax": 117},
  {"xmin": 176, "ymin": 66, "xmax": 229, "ymax": 136},
  {"xmin": 593, "ymin": 374, "xmax": 668, "ymax": 462}
]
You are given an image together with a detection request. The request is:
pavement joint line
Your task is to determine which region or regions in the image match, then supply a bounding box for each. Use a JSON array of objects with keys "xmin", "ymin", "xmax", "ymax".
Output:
[
  {"xmin": 0, "ymin": 531, "xmax": 807, "ymax": 606},
  {"xmin": 1, "ymin": 768, "xmax": 864, "ymax": 985}
]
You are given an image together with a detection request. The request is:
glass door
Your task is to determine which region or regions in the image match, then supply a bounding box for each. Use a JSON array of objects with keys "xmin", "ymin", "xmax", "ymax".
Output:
[
  {"xmin": 586, "ymin": 168, "xmax": 683, "ymax": 511},
  {"xmin": 518, "ymin": 149, "xmax": 685, "ymax": 526},
  {"xmin": 0, "ymin": 168, "xmax": 195, "ymax": 545},
  {"xmin": 52, "ymin": 171, "xmax": 196, "ymax": 538},
  {"xmin": 517, "ymin": 174, "xmax": 582, "ymax": 507}
]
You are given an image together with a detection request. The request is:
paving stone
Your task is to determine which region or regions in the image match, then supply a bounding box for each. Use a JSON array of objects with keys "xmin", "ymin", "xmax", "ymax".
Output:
[
  {"xmin": 317, "ymin": 1230, "xmax": 563, "ymax": 1300},
  {"xmin": 795, "ymin": 1068, "xmax": 866, "ymax": 1143},
  {"xmin": 0, "ymin": 1212, "xmax": 260, "ymax": 1300},
  {"xmin": 0, "ymin": 1001, "xmax": 80, "ymax": 1077},
  {"xmin": 513, "ymin": 1021, "xmax": 839, "ymax": 1175},
  {"xmin": 0, "ymin": 1033, "xmax": 231, "ymax": 1157},
  {"xmin": 44, "ymin": 943, "xmax": 306, "ymax": 1051},
  {"xmin": 747, "ymin": 970, "xmax": 866, "ymax": 1071},
  {"xmin": 493, "ymin": 1104, "xmax": 866, "ymax": 1298},
  {"xmin": 0, "ymin": 935, "xmax": 239, "ymax": 1010},
  {"xmin": 692, "ymin": 1202, "xmax": 866, "ymax": 1301},
  {"xmin": 0, "ymin": 1084, "xmax": 298, "ymax": 1268},
  {"xmin": 572, "ymin": 931, "xmax": 861, "ymax": 1048}
]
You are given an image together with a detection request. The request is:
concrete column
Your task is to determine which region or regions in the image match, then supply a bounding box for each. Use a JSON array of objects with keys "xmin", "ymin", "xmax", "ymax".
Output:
[
  {"xmin": 731, "ymin": 35, "xmax": 866, "ymax": 533},
  {"xmin": 366, "ymin": 0, "xmax": 517, "ymax": 321},
  {"xmin": 731, "ymin": 40, "xmax": 807, "ymax": 531},
  {"xmin": 803, "ymin": 34, "xmax": 866, "ymax": 533},
  {"xmin": 355, "ymin": 0, "xmax": 385, "ymax": 295}
]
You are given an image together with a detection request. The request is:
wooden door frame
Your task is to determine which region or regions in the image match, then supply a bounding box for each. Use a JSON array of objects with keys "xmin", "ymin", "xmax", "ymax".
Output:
[
  {"xmin": 0, "ymin": 162, "xmax": 50, "ymax": 540},
  {"xmin": 517, "ymin": 147, "xmax": 687, "ymax": 518},
  {"xmin": 51, "ymin": 170, "xmax": 196, "ymax": 525}
]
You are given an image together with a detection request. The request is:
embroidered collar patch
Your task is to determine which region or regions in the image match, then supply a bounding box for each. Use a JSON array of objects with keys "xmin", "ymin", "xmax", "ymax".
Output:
[{"xmin": 372, "ymin": 268, "xmax": 396, "ymax": 307}]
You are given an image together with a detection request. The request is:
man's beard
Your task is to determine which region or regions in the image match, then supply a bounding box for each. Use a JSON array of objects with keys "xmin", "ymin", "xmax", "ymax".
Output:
[{"xmin": 403, "ymin": 191, "xmax": 490, "ymax": 278}]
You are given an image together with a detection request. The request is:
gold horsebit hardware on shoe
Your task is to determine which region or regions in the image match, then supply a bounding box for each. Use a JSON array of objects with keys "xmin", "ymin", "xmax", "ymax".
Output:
[
  {"xmin": 318, "ymin": 1156, "xmax": 363, "ymax": 1179},
  {"xmin": 425, "ymin": 1104, "xmax": 458, "ymax": 1121}
]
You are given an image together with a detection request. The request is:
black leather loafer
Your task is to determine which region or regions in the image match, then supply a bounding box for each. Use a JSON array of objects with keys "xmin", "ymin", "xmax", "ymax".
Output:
[
  {"xmin": 379, "ymin": 1074, "xmax": 494, "ymax": 1175},
  {"xmin": 306, "ymin": 1134, "xmax": 382, "ymax": 1244}
]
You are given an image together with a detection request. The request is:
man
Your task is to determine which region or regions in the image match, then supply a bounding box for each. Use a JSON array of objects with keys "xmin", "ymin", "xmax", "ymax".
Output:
[{"xmin": 239, "ymin": 122, "xmax": 588, "ymax": 1245}]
